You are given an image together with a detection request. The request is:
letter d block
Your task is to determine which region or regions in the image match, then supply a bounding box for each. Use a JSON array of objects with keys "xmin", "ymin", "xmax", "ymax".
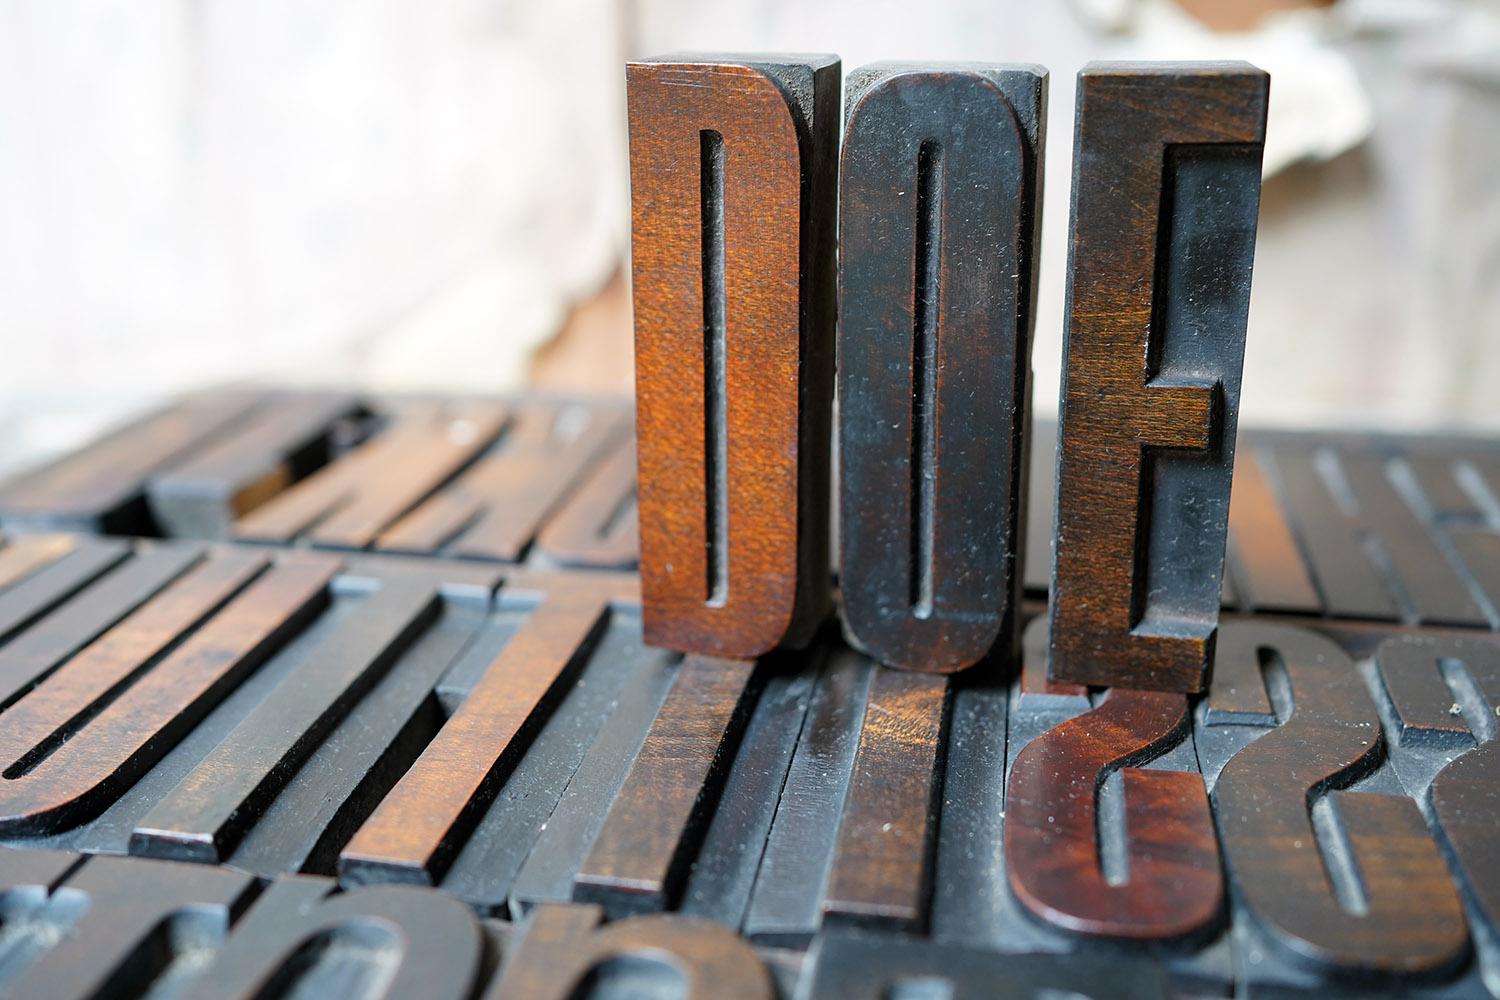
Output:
[{"xmin": 628, "ymin": 54, "xmax": 839, "ymax": 658}]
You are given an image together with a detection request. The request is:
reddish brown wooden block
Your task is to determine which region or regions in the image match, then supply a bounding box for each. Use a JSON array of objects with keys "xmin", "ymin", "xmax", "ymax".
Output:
[
  {"xmin": 822, "ymin": 667, "xmax": 948, "ymax": 929},
  {"xmin": 1006, "ymin": 688, "xmax": 1222, "ymax": 940},
  {"xmin": 1048, "ymin": 62, "xmax": 1269, "ymax": 692},
  {"xmin": 534, "ymin": 436, "xmax": 639, "ymax": 570},
  {"xmin": 628, "ymin": 53, "xmax": 839, "ymax": 659},
  {"xmin": 339, "ymin": 571, "xmax": 635, "ymax": 885}
]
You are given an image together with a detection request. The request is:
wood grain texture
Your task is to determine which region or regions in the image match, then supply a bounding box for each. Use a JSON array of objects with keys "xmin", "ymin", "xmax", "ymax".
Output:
[
  {"xmin": 0, "ymin": 550, "xmax": 337, "ymax": 833},
  {"xmin": 379, "ymin": 402, "xmax": 628, "ymax": 560},
  {"xmin": 822, "ymin": 666, "xmax": 948, "ymax": 929},
  {"xmin": 1210, "ymin": 621, "xmax": 1469, "ymax": 976},
  {"xmin": 573, "ymin": 653, "xmax": 760, "ymax": 916},
  {"xmin": 1375, "ymin": 634, "xmax": 1500, "ymax": 933},
  {"xmin": 837, "ymin": 64, "xmax": 1043, "ymax": 673},
  {"xmin": 628, "ymin": 53, "xmax": 839, "ymax": 658},
  {"xmin": 1005, "ymin": 687, "xmax": 1222, "ymax": 940},
  {"xmin": 234, "ymin": 399, "xmax": 508, "ymax": 548},
  {"xmin": 489, "ymin": 902, "xmax": 773, "ymax": 1000},
  {"xmin": 339, "ymin": 573, "xmax": 631, "ymax": 885},
  {"xmin": 1048, "ymin": 62, "xmax": 1268, "ymax": 692},
  {"xmin": 534, "ymin": 435, "xmax": 639, "ymax": 569}
]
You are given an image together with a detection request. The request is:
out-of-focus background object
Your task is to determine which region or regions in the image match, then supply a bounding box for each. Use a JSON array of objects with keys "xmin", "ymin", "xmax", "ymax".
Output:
[{"xmin": 1, "ymin": 0, "xmax": 1497, "ymax": 475}]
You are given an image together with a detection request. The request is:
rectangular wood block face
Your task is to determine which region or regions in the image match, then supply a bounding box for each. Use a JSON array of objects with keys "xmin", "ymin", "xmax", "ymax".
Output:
[
  {"xmin": 628, "ymin": 53, "xmax": 839, "ymax": 660},
  {"xmin": 837, "ymin": 63, "xmax": 1045, "ymax": 675},
  {"xmin": 1048, "ymin": 62, "xmax": 1270, "ymax": 693}
]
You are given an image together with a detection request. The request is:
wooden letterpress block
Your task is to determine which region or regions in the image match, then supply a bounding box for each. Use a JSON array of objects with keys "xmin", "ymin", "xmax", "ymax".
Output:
[
  {"xmin": 490, "ymin": 902, "xmax": 773, "ymax": 1000},
  {"xmin": 0, "ymin": 548, "xmax": 338, "ymax": 834},
  {"xmin": 1374, "ymin": 634, "xmax": 1500, "ymax": 937},
  {"xmin": 838, "ymin": 63, "xmax": 1044, "ymax": 674},
  {"xmin": 1208, "ymin": 622, "xmax": 1468, "ymax": 977},
  {"xmin": 1004, "ymin": 686, "xmax": 1222, "ymax": 940},
  {"xmin": 628, "ymin": 53, "xmax": 839, "ymax": 659},
  {"xmin": 1048, "ymin": 63, "xmax": 1269, "ymax": 692}
]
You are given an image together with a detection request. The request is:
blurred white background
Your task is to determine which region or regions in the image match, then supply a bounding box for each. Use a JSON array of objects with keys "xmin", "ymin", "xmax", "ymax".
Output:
[{"xmin": 0, "ymin": 0, "xmax": 1497, "ymax": 473}]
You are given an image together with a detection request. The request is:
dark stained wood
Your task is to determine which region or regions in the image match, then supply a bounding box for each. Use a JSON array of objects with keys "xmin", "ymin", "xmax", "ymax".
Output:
[
  {"xmin": 1048, "ymin": 62, "xmax": 1269, "ymax": 693},
  {"xmin": 1452, "ymin": 528, "xmax": 1500, "ymax": 624},
  {"xmin": 1375, "ymin": 634, "xmax": 1500, "ymax": 933},
  {"xmin": 0, "ymin": 550, "xmax": 337, "ymax": 834},
  {"xmin": 488, "ymin": 902, "xmax": 773, "ymax": 1000},
  {"xmin": 0, "ymin": 537, "xmax": 133, "ymax": 641},
  {"xmin": 742, "ymin": 649, "xmax": 872, "ymax": 944},
  {"xmin": 534, "ymin": 435, "xmax": 639, "ymax": 569},
  {"xmin": 5, "ymin": 853, "xmax": 257, "ymax": 1000},
  {"xmin": 822, "ymin": 667, "xmax": 948, "ymax": 929},
  {"xmin": 573, "ymin": 654, "xmax": 761, "ymax": 916},
  {"xmin": 378, "ymin": 403, "xmax": 629, "ymax": 560},
  {"xmin": 146, "ymin": 390, "xmax": 361, "ymax": 538},
  {"xmin": 129, "ymin": 576, "xmax": 443, "ymax": 862},
  {"xmin": 191, "ymin": 875, "xmax": 485, "ymax": 1000},
  {"xmin": 628, "ymin": 54, "xmax": 839, "ymax": 658},
  {"xmin": 0, "ymin": 390, "xmax": 261, "ymax": 534},
  {"xmin": 1263, "ymin": 439, "xmax": 1401, "ymax": 620},
  {"xmin": 0, "ymin": 534, "xmax": 79, "ymax": 591},
  {"xmin": 1226, "ymin": 444, "xmax": 1321, "ymax": 612},
  {"xmin": 1005, "ymin": 687, "xmax": 1222, "ymax": 940},
  {"xmin": 0, "ymin": 541, "xmax": 203, "ymax": 708},
  {"xmin": 805, "ymin": 927, "xmax": 1171, "ymax": 1000},
  {"xmin": 338, "ymin": 572, "xmax": 632, "ymax": 885},
  {"xmin": 234, "ymin": 399, "xmax": 508, "ymax": 548},
  {"xmin": 837, "ymin": 64, "xmax": 1043, "ymax": 673},
  {"xmin": 1210, "ymin": 621, "xmax": 1469, "ymax": 975},
  {"xmin": 1338, "ymin": 448, "xmax": 1486, "ymax": 625}
]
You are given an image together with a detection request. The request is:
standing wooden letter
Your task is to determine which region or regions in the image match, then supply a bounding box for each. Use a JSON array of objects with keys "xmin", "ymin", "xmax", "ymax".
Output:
[
  {"xmin": 838, "ymin": 63, "xmax": 1045, "ymax": 674},
  {"xmin": 1048, "ymin": 62, "xmax": 1269, "ymax": 692},
  {"xmin": 628, "ymin": 54, "xmax": 839, "ymax": 659}
]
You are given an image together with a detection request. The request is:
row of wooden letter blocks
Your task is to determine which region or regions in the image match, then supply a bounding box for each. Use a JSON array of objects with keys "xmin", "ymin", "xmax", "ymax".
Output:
[{"xmin": 627, "ymin": 54, "xmax": 1270, "ymax": 693}]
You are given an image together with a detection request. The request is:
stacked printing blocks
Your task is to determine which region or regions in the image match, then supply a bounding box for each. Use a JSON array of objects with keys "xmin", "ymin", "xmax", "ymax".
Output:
[{"xmin": 0, "ymin": 57, "xmax": 1495, "ymax": 1000}]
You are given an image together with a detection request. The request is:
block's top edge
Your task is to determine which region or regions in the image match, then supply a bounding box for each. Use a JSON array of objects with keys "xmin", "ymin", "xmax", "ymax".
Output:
[
  {"xmin": 848, "ymin": 60, "xmax": 1047, "ymax": 79},
  {"xmin": 1081, "ymin": 59, "xmax": 1266, "ymax": 77},
  {"xmin": 630, "ymin": 52, "xmax": 840, "ymax": 71}
]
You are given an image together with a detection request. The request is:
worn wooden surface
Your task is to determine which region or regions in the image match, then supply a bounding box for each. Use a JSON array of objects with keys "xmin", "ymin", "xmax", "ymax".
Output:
[
  {"xmin": 1048, "ymin": 62, "xmax": 1269, "ymax": 693},
  {"xmin": 628, "ymin": 54, "xmax": 838, "ymax": 660},
  {"xmin": 837, "ymin": 64, "xmax": 1043, "ymax": 674}
]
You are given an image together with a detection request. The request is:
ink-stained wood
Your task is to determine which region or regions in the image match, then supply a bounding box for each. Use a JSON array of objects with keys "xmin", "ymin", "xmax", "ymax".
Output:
[
  {"xmin": 822, "ymin": 667, "xmax": 948, "ymax": 929},
  {"xmin": 129, "ymin": 577, "xmax": 443, "ymax": 863},
  {"xmin": 534, "ymin": 436, "xmax": 639, "ymax": 570},
  {"xmin": 191, "ymin": 875, "xmax": 486, "ymax": 1000},
  {"xmin": 1048, "ymin": 62, "xmax": 1269, "ymax": 693},
  {"xmin": 378, "ymin": 403, "xmax": 628, "ymax": 560},
  {"xmin": 1005, "ymin": 687, "xmax": 1223, "ymax": 940},
  {"xmin": 1210, "ymin": 621, "xmax": 1469, "ymax": 975},
  {"xmin": 1375, "ymin": 634, "xmax": 1500, "ymax": 933},
  {"xmin": 573, "ymin": 654, "xmax": 761, "ymax": 916},
  {"xmin": 146, "ymin": 390, "xmax": 361, "ymax": 538},
  {"xmin": 490, "ymin": 902, "xmax": 773, "ymax": 1000},
  {"xmin": 3, "ymin": 853, "xmax": 257, "ymax": 1000},
  {"xmin": 837, "ymin": 64, "xmax": 1043, "ymax": 673},
  {"xmin": 0, "ymin": 390, "xmax": 262, "ymax": 534},
  {"xmin": 235, "ymin": 399, "xmax": 509, "ymax": 549},
  {"xmin": 338, "ymin": 572, "xmax": 632, "ymax": 885},
  {"xmin": 0, "ymin": 536, "xmax": 135, "ymax": 641},
  {"xmin": 628, "ymin": 53, "xmax": 839, "ymax": 658}
]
